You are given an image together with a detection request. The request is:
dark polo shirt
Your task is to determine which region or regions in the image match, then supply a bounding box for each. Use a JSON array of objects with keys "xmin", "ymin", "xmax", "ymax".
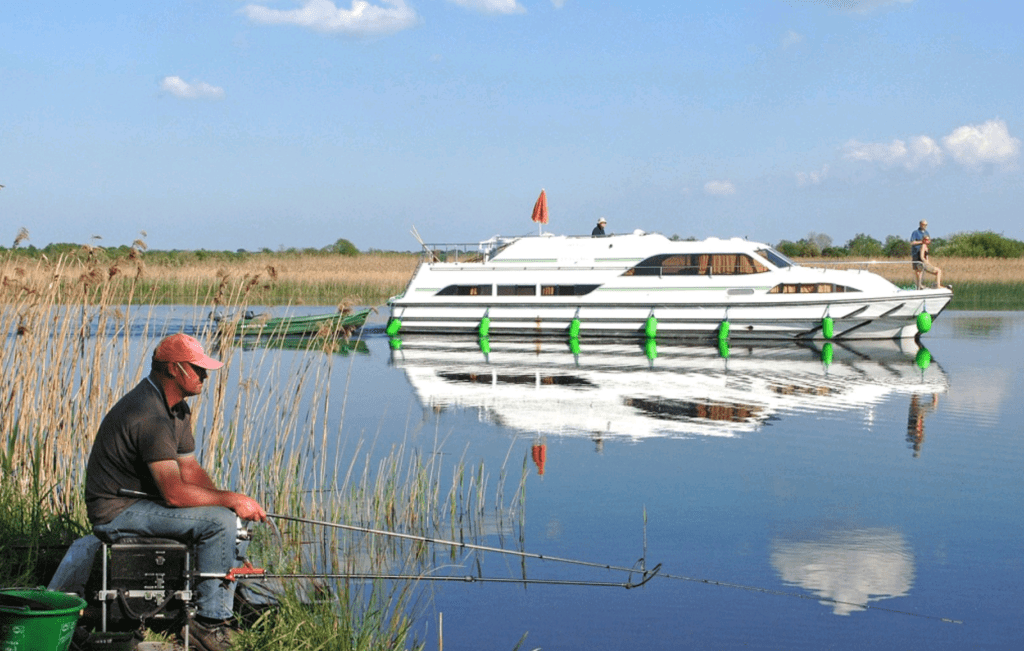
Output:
[{"xmin": 85, "ymin": 375, "xmax": 196, "ymax": 525}]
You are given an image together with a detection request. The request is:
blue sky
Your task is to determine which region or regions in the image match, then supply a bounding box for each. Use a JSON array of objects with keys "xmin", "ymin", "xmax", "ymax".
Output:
[{"xmin": 2, "ymin": 0, "xmax": 1021, "ymax": 252}]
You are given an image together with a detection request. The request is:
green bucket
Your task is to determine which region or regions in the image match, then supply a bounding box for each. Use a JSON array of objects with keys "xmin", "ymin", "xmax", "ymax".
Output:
[{"xmin": 0, "ymin": 588, "xmax": 86, "ymax": 651}]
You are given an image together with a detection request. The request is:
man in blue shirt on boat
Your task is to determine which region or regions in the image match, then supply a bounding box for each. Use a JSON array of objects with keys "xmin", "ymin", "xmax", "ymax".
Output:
[{"xmin": 592, "ymin": 217, "xmax": 607, "ymax": 237}]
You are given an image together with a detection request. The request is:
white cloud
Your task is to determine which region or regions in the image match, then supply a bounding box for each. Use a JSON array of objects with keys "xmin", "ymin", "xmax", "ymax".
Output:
[
  {"xmin": 704, "ymin": 180, "xmax": 736, "ymax": 196},
  {"xmin": 942, "ymin": 119, "xmax": 1020, "ymax": 168},
  {"xmin": 796, "ymin": 164, "xmax": 829, "ymax": 187},
  {"xmin": 447, "ymin": 0, "xmax": 526, "ymax": 14},
  {"xmin": 551, "ymin": 0, "xmax": 567, "ymax": 8},
  {"xmin": 160, "ymin": 76, "xmax": 225, "ymax": 100},
  {"xmin": 844, "ymin": 120, "xmax": 1019, "ymax": 172},
  {"xmin": 906, "ymin": 135, "xmax": 944, "ymax": 168},
  {"xmin": 781, "ymin": 30, "xmax": 803, "ymax": 49},
  {"xmin": 843, "ymin": 138, "xmax": 908, "ymax": 167},
  {"xmin": 843, "ymin": 135, "xmax": 942, "ymax": 170},
  {"xmin": 241, "ymin": 0, "xmax": 419, "ymax": 36}
]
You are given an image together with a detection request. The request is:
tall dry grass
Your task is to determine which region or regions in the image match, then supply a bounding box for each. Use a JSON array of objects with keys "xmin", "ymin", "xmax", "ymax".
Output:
[
  {"xmin": 804, "ymin": 256, "xmax": 1024, "ymax": 286},
  {"xmin": 0, "ymin": 248, "xmax": 521, "ymax": 649}
]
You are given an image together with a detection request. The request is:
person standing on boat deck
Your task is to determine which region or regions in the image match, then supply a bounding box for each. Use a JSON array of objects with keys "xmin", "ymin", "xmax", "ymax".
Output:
[
  {"xmin": 910, "ymin": 220, "xmax": 931, "ymax": 289},
  {"xmin": 918, "ymin": 236, "xmax": 943, "ymax": 289},
  {"xmin": 592, "ymin": 217, "xmax": 607, "ymax": 237},
  {"xmin": 85, "ymin": 333, "xmax": 266, "ymax": 651}
]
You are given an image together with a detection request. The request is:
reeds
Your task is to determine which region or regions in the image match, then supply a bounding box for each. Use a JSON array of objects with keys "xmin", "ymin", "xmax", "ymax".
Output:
[
  {"xmin": 0, "ymin": 246, "xmax": 522, "ymax": 650},
  {"xmin": 803, "ymin": 256, "xmax": 1024, "ymax": 309},
  {"xmin": 4, "ymin": 250, "xmax": 419, "ymax": 307}
]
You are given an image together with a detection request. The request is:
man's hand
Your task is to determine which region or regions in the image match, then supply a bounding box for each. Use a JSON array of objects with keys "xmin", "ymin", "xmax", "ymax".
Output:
[{"xmin": 228, "ymin": 493, "xmax": 267, "ymax": 523}]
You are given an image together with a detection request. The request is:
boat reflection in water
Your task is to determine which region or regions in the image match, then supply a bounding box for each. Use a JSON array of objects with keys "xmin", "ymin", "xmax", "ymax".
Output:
[
  {"xmin": 770, "ymin": 528, "xmax": 914, "ymax": 616},
  {"xmin": 389, "ymin": 336, "xmax": 948, "ymax": 448}
]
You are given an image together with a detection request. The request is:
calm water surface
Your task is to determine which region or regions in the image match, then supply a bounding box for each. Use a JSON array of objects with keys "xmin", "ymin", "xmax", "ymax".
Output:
[{"xmin": 144, "ymin": 308, "xmax": 1024, "ymax": 649}]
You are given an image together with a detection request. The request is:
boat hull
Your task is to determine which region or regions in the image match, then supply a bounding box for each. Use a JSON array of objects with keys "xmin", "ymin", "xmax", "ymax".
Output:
[
  {"xmin": 231, "ymin": 309, "xmax": 371, "ymax": 337},
  {"xmin": 389, "ymin": 292, "xmax": 951, "ymax": 340}
]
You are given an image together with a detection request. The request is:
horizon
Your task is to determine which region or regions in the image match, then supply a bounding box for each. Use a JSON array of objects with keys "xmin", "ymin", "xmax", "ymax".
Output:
[{"xmin": 2, "ymin": 1, "xmax": 1021, "ymax": 253}]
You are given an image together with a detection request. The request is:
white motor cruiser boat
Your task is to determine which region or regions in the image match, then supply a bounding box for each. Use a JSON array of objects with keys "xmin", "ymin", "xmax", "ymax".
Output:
[{"xmin": 387, "ymin": 231, "xmax": 952, "ymax": 341}]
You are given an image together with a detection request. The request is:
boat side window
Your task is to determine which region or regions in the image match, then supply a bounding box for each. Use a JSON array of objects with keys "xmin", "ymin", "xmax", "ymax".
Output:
[
  {"xmin": 541, "ymin": 285, "xmax": 601, "ymax": 296},
  {"xmin": 497, "ymin": 285, "xmax": 537, "ymax": 296},
  {"xmin": 756, "ymin": 248, "xmax": 795, "ymax": 269},
  {"xmin": 623, "ymin": 254, "xmax": 769, "ymax": 276},
  {"xmin": 436, "ymin": 284, "xmax": 493, "ymax": 296},
  {"xmin": 767, "ymin": 283, "xmax": 859, "ymax": 294}
]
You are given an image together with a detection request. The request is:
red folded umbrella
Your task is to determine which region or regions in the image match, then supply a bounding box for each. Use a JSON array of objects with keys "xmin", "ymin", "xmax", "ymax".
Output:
[{"xmin": 531, "ymin": 189, "xmax": 548, "ymax": 225}]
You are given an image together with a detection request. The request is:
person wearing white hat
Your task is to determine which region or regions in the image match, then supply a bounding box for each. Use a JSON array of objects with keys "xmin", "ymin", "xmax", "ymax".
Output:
[{"xmin": 592, "ymin": 217, "xmax": 608, "ymax": 237}]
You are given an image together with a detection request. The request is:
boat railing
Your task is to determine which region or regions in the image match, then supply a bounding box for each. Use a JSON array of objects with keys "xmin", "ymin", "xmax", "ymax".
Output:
[
  {"xmin": 801, "ymin": 259, "xmax": 913, "ymax": 272},
  {"xmin": 420, "ymin": 234, "xmax": 535, "ymax": 263},
  {"xmin": 419, "ymin": 242, "xmax": 496, "ymax": 263}
]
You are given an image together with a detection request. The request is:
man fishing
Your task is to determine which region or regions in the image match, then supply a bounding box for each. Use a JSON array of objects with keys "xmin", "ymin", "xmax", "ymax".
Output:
[{"xmin": 85, "ymin": 333, "xmax": 266, "ymax": 651}]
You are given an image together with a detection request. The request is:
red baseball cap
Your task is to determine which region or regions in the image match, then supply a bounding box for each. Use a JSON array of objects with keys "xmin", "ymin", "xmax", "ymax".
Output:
[{"xmin": 152, "ymin": 334, "xmax": 224, "ymax": 369}]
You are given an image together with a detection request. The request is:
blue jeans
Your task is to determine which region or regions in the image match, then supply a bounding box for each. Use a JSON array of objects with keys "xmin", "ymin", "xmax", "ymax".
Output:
[{"xmin": 93, "ymin": 500, "xmax": 248, "ymax": 621}]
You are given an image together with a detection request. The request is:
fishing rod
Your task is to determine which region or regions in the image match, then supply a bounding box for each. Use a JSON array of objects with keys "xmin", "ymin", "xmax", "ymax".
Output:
[
  {"xmin": 200, "ymin": 570, "xmax": 654, "ymax": 590},
  {"xmin": 117, "ymin": 490, "xmax": 659, "ymax": 589},
  {"xmin": 267, "ymin": 511, "xmax": 659, "ymax": 584},
  {"xmin": 117, "ymin": 491, "xmax": 961, "ymax": 622}
]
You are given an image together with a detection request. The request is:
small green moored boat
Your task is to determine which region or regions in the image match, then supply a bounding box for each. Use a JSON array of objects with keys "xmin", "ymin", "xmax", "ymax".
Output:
[{"xmin": 228, "ymin": 308, "xmax": 372, "ymax": 337}]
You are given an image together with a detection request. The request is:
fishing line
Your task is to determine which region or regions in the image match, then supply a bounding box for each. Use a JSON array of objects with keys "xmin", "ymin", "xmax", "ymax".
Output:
[
  {"xmin": 651, "ymin": 569, "xmax": 963, "ymax": 625},
  {"xmin": 268, "ymin": 512, "xmax": 961, "ymax": 624}
]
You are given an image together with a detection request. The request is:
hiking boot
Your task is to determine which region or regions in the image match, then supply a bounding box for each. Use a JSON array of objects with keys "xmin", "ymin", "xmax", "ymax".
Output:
[{"xmin": 185, "ymin": 618, "xmax": 240, "ymax": 651}]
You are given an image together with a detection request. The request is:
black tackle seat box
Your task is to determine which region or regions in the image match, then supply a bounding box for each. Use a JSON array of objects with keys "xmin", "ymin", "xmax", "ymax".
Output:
[{"xmin": 83, "ymin": 536, "xmax": 191, "ymax": 629}]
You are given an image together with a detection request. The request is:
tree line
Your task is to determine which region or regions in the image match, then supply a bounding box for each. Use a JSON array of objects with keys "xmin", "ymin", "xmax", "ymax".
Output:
[
  {"xmin": 772, "ymin": 230, "xmax": 1024, "ymax": 259},
  {"xmin": 4, "ymin": 230, "xmax": 1023, "ymax": 261}
]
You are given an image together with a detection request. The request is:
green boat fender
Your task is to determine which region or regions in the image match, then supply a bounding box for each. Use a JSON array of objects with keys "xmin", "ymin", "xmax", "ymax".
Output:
[
  {"xmin": 479, "ymin": 337, "xmax": 491, "ymax": 354},
  {"xmin": 718, "ymin": 320, "xmax": 730, "ymax": 341},
  {"xmin": 478, "ymin": 316, "xmax": 491, "ymax": 338},
  {"xmin": 385, "ymin": 319, "xmax": 402, "ymax": 336},
  {"xmin": 917, "ymin": 312, "xmax": 932, "ymax": 333},
  {"xmin": 718, "ymin": 339, "xmax": 729, "ymax": 359},
  {"xmin": 915, "ymin": 347, "xmax": 931, "ymax": 369},
  {"xmin": 644, "ymin": 338, "xmax": 657, "ymax": 360},
  {"xmin": 821, "ymin": 342, "xmax": 834, "ymax": 366},
  {"xmin": 644, "ymin": 316, "xmax": 657, "ymax": 339},
  {"xmin": 822, "ymin": 316, "xmax": 834, "ymax": 339},
  {"xmin": 569, "ymin": 338, "xmax": 581, "ymax": 356},
  {"xmin": 569, "ymin": 318, "xmax": 582, "ymax": 338}
]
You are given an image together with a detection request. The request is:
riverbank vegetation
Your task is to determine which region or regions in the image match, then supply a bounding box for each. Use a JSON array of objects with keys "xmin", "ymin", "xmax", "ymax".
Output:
[
  {"xmin": 0, "ymin": 246, "xmax": 522, "ymax": 650},
  {"xmin": 3, "ymin": 228, "xmax": 1022, "ymax": 310}
]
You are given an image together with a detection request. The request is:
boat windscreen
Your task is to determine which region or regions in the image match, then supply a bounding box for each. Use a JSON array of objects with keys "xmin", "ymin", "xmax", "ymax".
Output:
[{"xmin": 756, "ymin": 248, "xmax": 797, "ymax": 268}]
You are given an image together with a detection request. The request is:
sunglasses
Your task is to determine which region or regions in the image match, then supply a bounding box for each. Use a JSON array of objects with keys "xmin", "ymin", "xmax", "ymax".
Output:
[{"xmin": 176, "ymin": 362, "xmax": 207, "ymax": 378}]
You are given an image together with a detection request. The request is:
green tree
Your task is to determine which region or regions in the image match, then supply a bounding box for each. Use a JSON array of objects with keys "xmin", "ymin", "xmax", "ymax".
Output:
[
  {"xmin": 776, "ymin": 239, "xmax": 821, "ymax": 257},
  {"xmin": 846, "ymin": 233, "xmax": 884, "ymax": 257},
  {"xmin": 883, "ymin": 235, "xmax": 910, "ymax": 258},
  {"xmin": 941, "ymin": 231, "xmax": 1024, "ymax": 258},
  {"xmin": 327, "ymin": 238, "xmax": 360, "ymax": 256}
]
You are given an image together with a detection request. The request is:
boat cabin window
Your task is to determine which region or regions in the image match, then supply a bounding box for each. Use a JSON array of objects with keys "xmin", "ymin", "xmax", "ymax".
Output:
[
  {"xmin": 622, "ymin": 254, "xmax": 770, "ymax": 276},
  {"xmin": 755, "ymin": 248, "xmax": 795, "ymax": 269},
  {"xmin": 624, "ymin": 397, "xmax": 762, "ymax": 422},
  {"xmin": 497, "ymin": 284, "xmax": 537, "ymax": 296},
  {"xmin": 436, "ymin": 284, "xmax": 493, "ymax": 296},
  {"xmin": 540, "ymin": 284, "xmax": 600, "ymax": 296},
  {"xmin": 767, "ymin": 283, "xmax": 858, "ymax": 294}
]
